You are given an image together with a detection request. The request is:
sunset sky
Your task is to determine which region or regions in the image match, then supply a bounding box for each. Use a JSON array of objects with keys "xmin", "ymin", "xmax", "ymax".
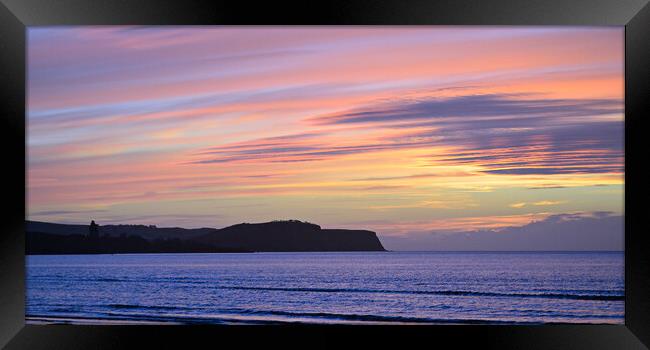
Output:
[{"xmin": 27, "ymin": 27, "xmax": 624, "ymax": 243}]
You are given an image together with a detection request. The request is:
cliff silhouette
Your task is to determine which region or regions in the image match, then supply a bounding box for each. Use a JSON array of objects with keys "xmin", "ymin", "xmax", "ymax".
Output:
[
  {"xmin": 25, "ymin": 219, "xmax": 386, "ymax": 254},
  {"xmin": 195, "ymin": 220, "xmax": 385, "ymax": 252}
]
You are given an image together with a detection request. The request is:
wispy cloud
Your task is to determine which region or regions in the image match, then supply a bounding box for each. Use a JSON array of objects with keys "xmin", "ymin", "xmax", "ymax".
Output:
[
  {"xmin": 189, "ymin": 92, "xmax": 623, "ymax": 179},
  {"xmin": 310, "ymin": 93, "xmax": 623, "ymax": 175},
  {"xmin": 509, "ymin": 202, "xmax": 527, "ymax": 208},
  {"xmin": 532, "ymin": 200, "xmax": 566, "ymax": 206},
  {"xmin": 509, "ymin": 200, "xmax": 566, "ymax": 208},
  {"xmin": 311, "ymin": 94, "xmax": 621, "ymax": 125}
]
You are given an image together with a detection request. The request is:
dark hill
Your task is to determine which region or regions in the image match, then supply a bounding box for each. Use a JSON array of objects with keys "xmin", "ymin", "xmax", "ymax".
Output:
[
  {"xmin": 195, "ymin": 220, "xmax": 386, "ymax": 252},
  {"xmin": 26, "ymin": 220, "xmax": 216, "ymax": 240},
  {"xmin": 26, "ymin": 219, "xmax": 386, "ymax": 253}
]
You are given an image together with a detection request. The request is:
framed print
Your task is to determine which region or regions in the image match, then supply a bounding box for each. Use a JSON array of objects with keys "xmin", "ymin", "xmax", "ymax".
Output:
[{"xmin": 1, "ymin": 0, "xmax": 649, "ymax": 349}]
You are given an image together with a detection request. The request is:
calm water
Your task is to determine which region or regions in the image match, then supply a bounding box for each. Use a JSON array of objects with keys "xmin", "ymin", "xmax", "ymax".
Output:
[{"xmin": 26, "ymin": 252, "xmax": 624, "ymax": 324}]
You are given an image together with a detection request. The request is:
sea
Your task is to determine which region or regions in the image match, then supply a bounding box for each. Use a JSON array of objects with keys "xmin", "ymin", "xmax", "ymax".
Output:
[{"xmin": 25, "ymin": 251, "xmax": 624, "ymax": 325}]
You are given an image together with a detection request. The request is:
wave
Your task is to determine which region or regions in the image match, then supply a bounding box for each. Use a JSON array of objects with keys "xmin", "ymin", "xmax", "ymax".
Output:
[
  {"xmin": 220, "ymin": 286, "xmax": 624, "ymax": 301},
  {"xmin": 26, "ymin": 311, "xmax": 542, "ymax": 325},
  {"xmin": 28, "ymin": 307, "xmax": 623, "ymax": 325},
  {"xmin": 232, "ymin": 309, "xmax": 519, "ymax": 324},
  {"xmin": 106, "ymin": 304, "xmax": 189, "ymax": 311},
  {"xmin": 30, "ymin": 276, "xmax": 623, "ymax": 302}
]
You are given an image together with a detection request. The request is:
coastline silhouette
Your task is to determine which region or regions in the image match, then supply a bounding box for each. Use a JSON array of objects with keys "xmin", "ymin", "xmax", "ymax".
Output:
[{"xmin": 26, "ymin": 219, "xmax": 386, "ymax": 254}]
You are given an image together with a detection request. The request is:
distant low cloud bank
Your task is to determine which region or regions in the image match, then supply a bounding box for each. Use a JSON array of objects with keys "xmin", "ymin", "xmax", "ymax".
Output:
[{"xmin": 381, "ymin": 212, "xmax": 623, "ymax": 251}]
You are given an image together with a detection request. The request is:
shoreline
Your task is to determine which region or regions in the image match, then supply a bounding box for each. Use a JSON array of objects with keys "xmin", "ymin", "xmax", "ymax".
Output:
[
  {"xmin": 25, "ymin": 315, "xmax": 427, "ymax": 326},
  {"xmin": 25, "ymin": 315, "xmax": 624, "ymax": 326},
  {"xmin": 24, "ymin": 250, "xmax": 623, "ymax": 256}
]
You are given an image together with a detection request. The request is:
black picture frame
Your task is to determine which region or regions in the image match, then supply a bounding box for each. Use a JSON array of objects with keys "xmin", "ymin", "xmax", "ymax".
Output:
[{"xmin": 1, "ymin": 0, "xmax": 648, "ymax": 348}]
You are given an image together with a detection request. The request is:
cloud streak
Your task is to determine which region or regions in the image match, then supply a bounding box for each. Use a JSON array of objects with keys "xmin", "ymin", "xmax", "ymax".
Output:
[
  {"xmin": 192, "ymin": 93, "xmax": 623, "ymax": 176},
  {"xmin": 311, "ymin": 94, "xmax": 621, "ymax": 125}
]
